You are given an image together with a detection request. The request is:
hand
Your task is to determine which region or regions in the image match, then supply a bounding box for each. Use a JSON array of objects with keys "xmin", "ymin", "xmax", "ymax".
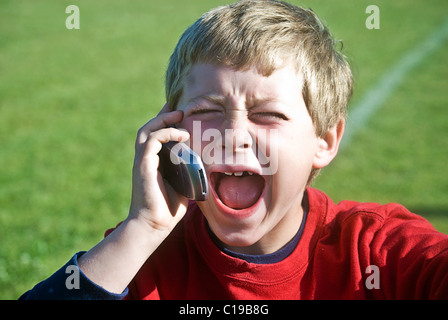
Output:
[
  {"xmin": 77, "ymin": 105, "xmax": 191, "ymax": 294},
  {"xmin": 128, "ymin": 104, "xmax": 190, "ymax": 234}
]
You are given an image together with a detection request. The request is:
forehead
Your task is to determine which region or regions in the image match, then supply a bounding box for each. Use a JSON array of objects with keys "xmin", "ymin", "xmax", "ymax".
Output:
[{"xmin": 180, "ymin": 63, "xmax": 303, "ymax": 105}]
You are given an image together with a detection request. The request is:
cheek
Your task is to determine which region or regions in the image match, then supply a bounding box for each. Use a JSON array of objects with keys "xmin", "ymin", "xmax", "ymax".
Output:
[
  {"xmin": 269, "ymin": 127, "xmax": 317, "ymax": 194},
  {"xmin": 180, "ymin": 118, "xmax": 222, "ymax": 133}
]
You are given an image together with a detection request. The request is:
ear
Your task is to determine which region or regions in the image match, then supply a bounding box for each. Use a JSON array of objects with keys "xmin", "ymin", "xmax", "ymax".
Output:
[{"xmin": 312, "ymin": 118, "xmax": 345, "ymax": 169}]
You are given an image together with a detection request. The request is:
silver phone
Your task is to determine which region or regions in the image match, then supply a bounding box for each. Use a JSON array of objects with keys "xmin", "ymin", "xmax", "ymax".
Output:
[{"xmin": 158, "ymin": 141, "xmax": 208, "ymax": 201}]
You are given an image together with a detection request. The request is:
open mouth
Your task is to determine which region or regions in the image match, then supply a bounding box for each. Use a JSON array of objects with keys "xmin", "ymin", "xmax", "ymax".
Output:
[{"xmin": 210, "ymin": 171, "xmax": 266, "ymax": 210}]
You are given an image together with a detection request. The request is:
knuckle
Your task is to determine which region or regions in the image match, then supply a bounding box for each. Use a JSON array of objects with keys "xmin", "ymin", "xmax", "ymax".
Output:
[{"xmin": 137, "ymin": 126, "xmax": 149, "ymax": 138}]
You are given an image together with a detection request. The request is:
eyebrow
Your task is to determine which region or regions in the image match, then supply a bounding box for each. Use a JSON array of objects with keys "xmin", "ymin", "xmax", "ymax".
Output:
[
  {"xmin": 186, "ymin": 94, "xmax": 226, "ymax": 107},
  {"xmin": 187, "ymin": 94, "xmax": 282, "ymax": 109}
]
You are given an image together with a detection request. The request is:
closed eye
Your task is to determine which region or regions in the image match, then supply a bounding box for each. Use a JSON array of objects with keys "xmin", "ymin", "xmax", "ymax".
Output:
[
  {"xmin": 250, "ymin": 112, "xmax": 289, "ymax": 121},
  {"xmin": 190, "ymin": 108, "xmax": 220, "ymax": 115},
  {"xmin": 186, "ymin": 106, "xmax": 225, "ymax": 120}
]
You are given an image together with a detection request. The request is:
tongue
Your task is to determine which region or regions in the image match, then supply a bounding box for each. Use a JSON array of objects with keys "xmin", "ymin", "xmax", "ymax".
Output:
[{"xmin": 217, "ymin": 175, "xmax": 264, "ymax": 209}]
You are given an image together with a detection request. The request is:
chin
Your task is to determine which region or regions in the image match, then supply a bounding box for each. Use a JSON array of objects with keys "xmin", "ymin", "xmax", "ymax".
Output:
[
  {"xmin": 198, "ymin": 200, "xmax": 271, "ymax": 249},
  {"xmin": 209, "ymin": 222, "xmax": 266, "ymax": 249}
]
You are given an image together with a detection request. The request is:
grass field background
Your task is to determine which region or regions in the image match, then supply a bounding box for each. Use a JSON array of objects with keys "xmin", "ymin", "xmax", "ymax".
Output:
[{"xmin": 1, "ymin": 0, "xmax": 447, "ymax": 299}]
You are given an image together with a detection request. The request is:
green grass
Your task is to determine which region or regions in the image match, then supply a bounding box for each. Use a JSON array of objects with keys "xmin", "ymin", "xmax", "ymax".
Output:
[
  {"xmin": 0, "ymin": 0, "xmax": 447, "ymax": 299},
  {"xmin": 312, "ymin": 1, "xmax": 448, "ymax": 234},
  {"xmin": 315, "ymin": 39, "xmax": 448, "ymax": 232}
]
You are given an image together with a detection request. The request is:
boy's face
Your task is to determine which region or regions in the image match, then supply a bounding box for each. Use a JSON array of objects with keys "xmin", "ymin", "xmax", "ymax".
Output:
[{"xmin": 176, "ymin": 63, "xmax": 329, "ymax": 253}]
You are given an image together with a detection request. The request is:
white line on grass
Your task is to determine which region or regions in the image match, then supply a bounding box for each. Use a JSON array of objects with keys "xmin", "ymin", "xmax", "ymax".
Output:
[{"xmin": 341, "ymin": 17, "xmax": 448, "ymax": 150}]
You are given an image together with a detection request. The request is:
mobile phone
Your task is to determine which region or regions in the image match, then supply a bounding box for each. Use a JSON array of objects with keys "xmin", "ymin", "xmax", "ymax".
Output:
[{"xmin": 158, "ymin": 141, "xmax": 208, "ymax": 201}]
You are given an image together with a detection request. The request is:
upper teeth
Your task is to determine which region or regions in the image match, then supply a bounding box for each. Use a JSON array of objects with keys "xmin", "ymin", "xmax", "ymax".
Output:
[{"xmin": 224, "ymin": 171, "xmax": 254, "ymax": 176}]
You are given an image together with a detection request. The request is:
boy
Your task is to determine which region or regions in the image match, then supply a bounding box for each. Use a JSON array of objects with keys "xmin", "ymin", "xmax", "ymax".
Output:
[{"xmin": 21, "ymin": 0, "xmax": 448, "ymax": 299}]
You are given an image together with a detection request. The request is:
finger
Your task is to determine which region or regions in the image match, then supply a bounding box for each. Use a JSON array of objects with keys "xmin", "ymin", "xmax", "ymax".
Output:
[
  {"xmin": 136, "ymin": 109, "xmax": 184, "ymax": 146},
  {"xmin": 157, "ymin": 102, "xmax": 172, "ymax": 116},
  {"xmin": 135, "ymin": 127, "xmax": 189, "ymax": 167},
  {"xmin": 145, "ymin": 127, "xmax": 190, "ymax": 157},
  {"xmin": 157, "ymin": 173, "xmax": 189, "ymax": 218},
  {"xmin": 134, "ymin": 128, "xmax": 189, "ymax": 183}
]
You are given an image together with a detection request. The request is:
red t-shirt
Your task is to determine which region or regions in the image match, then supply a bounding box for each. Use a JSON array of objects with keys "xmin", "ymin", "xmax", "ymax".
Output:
[{"xmin": 118, "ymin": 187, "xmax": 448, "ymax": 299}]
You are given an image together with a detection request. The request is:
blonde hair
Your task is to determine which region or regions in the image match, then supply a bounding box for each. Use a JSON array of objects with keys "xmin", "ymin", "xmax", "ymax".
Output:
[{"xmin": 165, "ymin": 0, "xmax": 353, "ymax": 183}]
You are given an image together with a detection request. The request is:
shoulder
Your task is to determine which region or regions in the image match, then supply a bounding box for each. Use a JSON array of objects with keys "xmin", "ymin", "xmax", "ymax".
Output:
[
  {"xmin": 308, "ymin": 187, "xmax": 448, "ymax": 261},
  {"xmin": 307, "ymin": 187, "xmax": 433, "ymax": 232},
  {"xmin": 307, "ymin": 188, "xmax": 448, "ymax": 299},
  {"xmin": 307, "ymin": 187, "xmax": 448, "ymax": 252}
]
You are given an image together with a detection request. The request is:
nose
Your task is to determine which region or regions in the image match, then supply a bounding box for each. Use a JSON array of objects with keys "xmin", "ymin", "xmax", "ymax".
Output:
[{"xmin": 221, "ymin": 111, "xmax": 254, "ymax": 152}]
